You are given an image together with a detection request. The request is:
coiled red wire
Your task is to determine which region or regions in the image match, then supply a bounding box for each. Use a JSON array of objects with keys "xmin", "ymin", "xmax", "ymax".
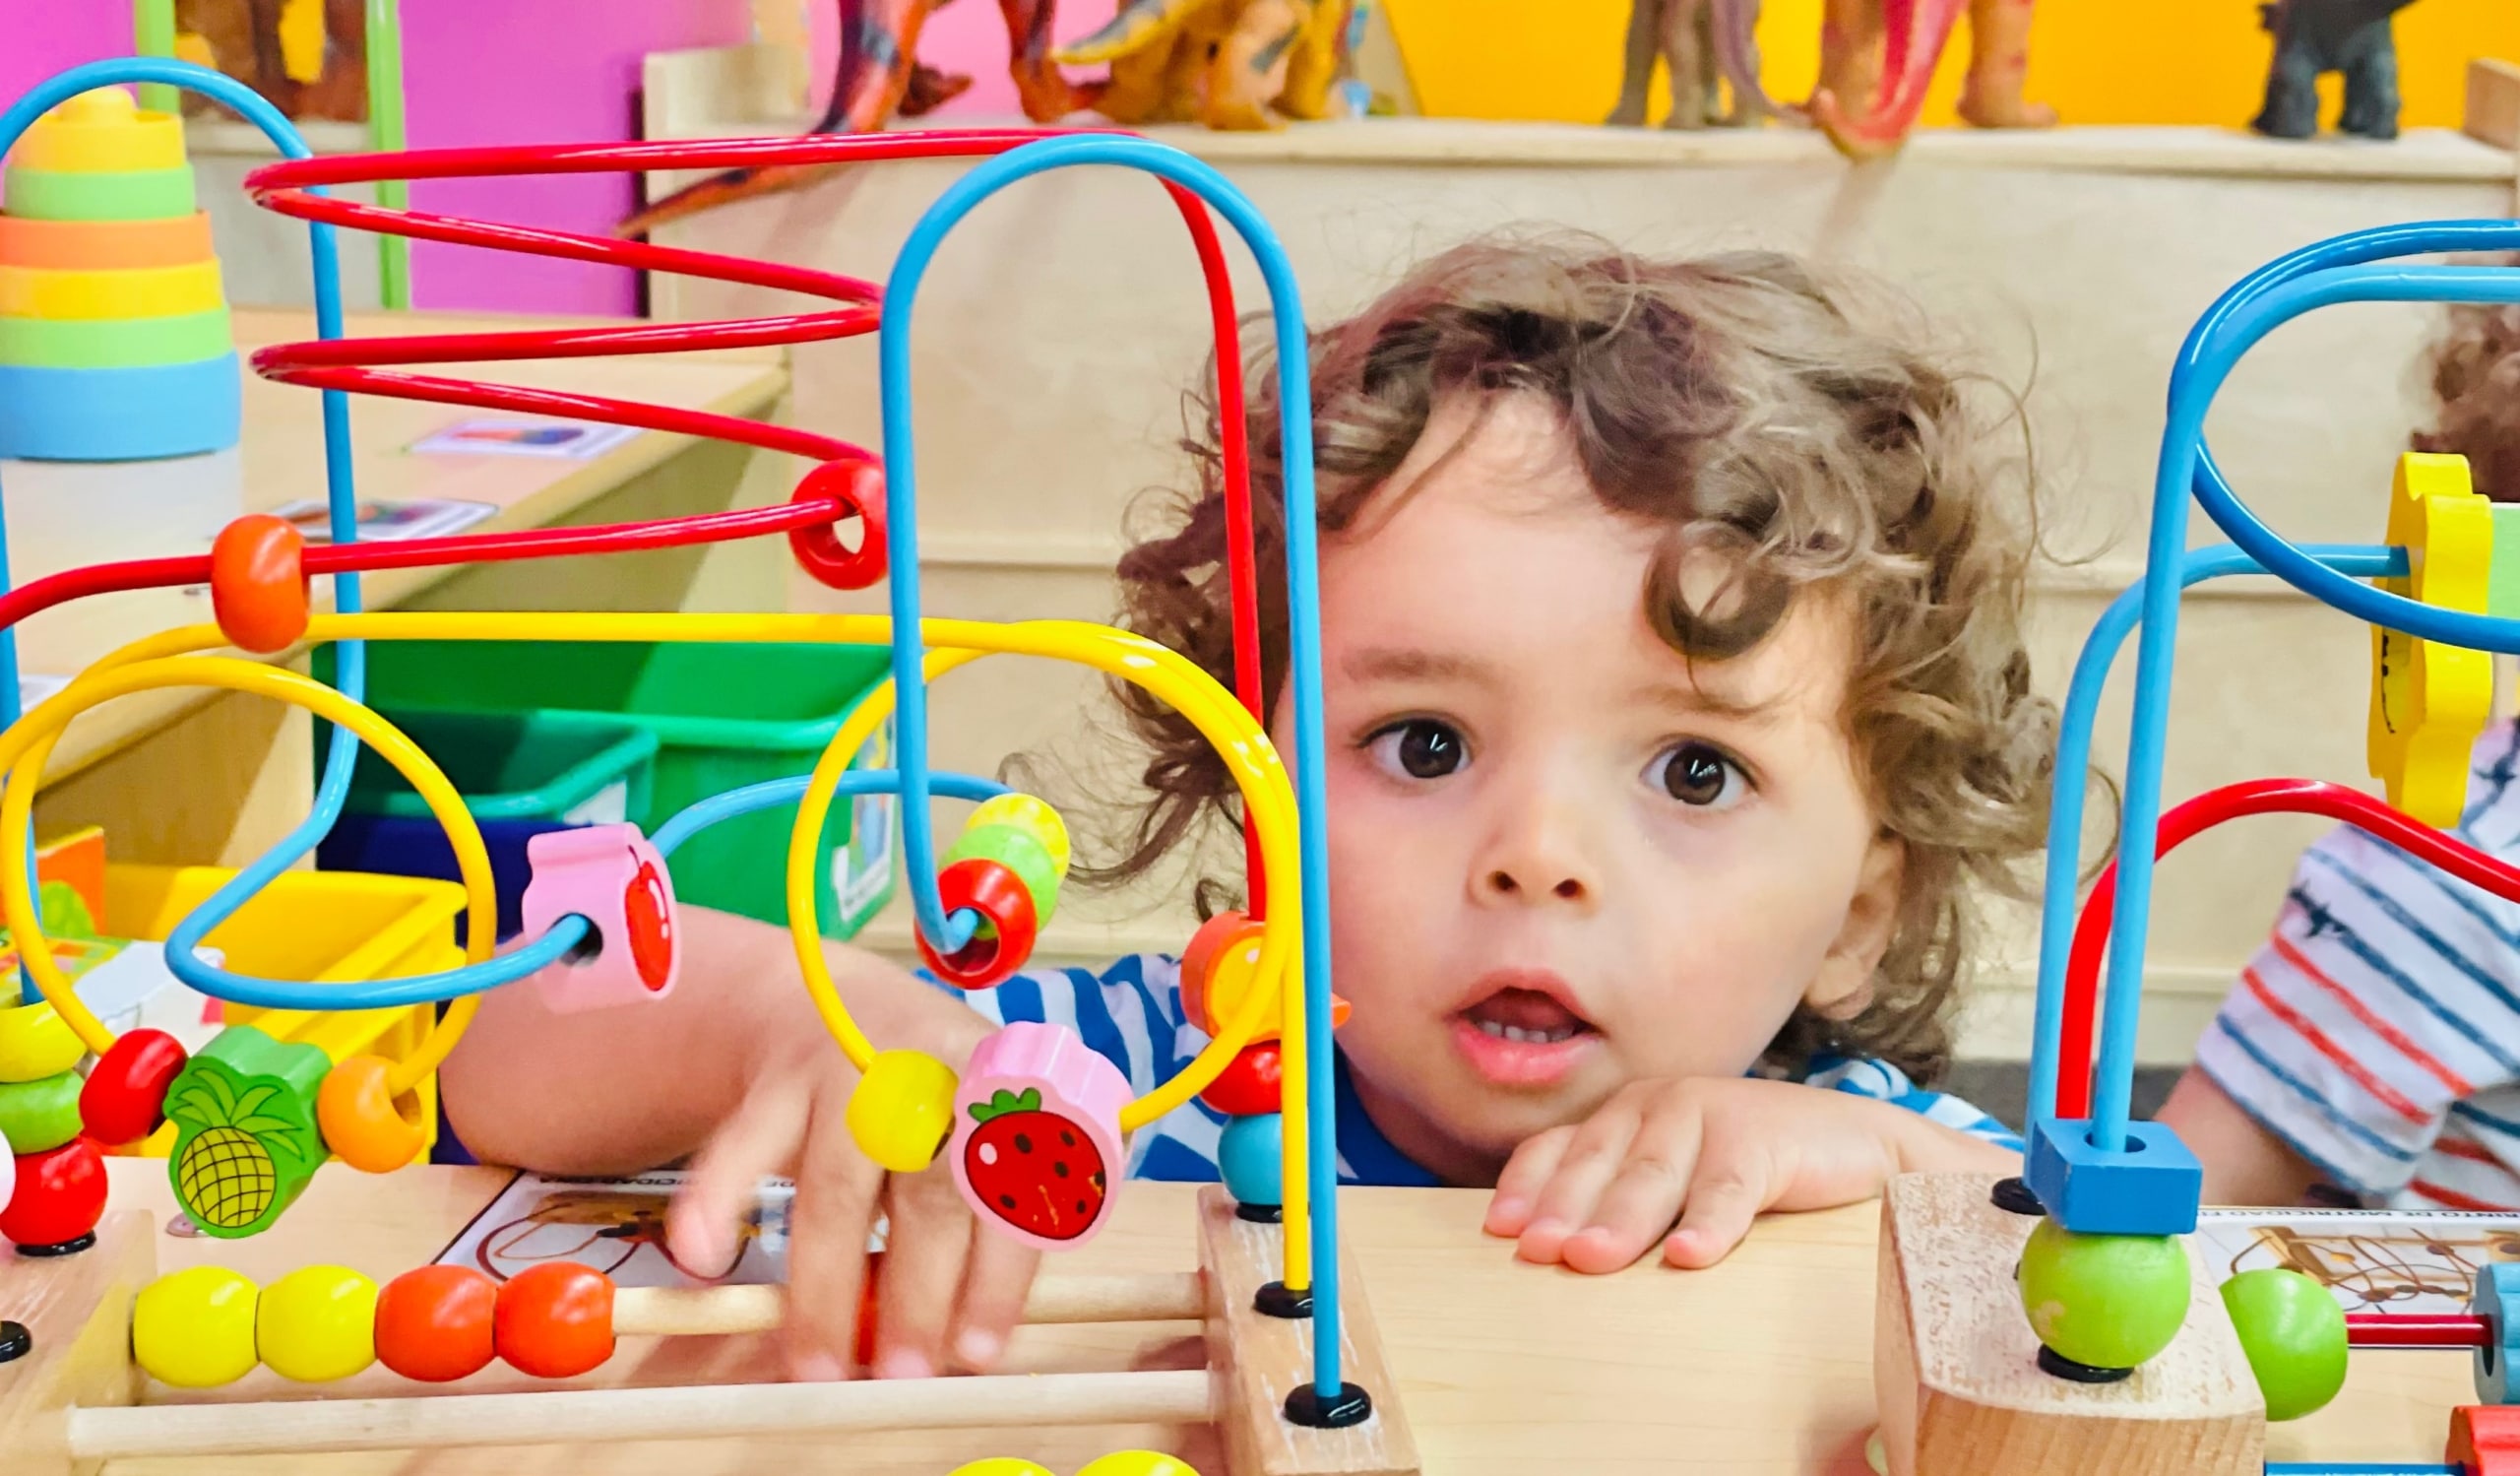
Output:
[{"xmin": 2, "ymin": 128, "xmax": 1274, "ymax": 899}]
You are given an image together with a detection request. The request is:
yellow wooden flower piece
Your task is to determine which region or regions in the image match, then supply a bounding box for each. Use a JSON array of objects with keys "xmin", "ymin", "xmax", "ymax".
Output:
[
  {"xmin": 256, "ymin": 1264, "xmax": 379, "ymax": 1383},
  {"xmin": 2369, "ymin": 452, "xmax": 2493, "ymax": 827},
  {"xmin": 133, "ymin": 1266, "xmax": 262, "ymax": 1388}
]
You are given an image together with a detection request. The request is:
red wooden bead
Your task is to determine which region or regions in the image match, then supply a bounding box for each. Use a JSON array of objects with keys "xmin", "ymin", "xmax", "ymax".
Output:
[
  {"xmin": 0, "ymin": 1136, "xmax": 105, "ymax": 1250},
  {"xmin": 81, "ymin": 1028, "xmax": 188, "ymax": 1146},
  {"xmin": 1198, "ymin": 1043, "xmax": 1283, "ymax": 1118},
  {"xmin": 789, "ymin": 460, "xmax": 888, "ymax": 592},
  {"xmin": 376, "ymin": 1264, "xmax": 498, "ymax": 1382},
  {"xmin": 493, "ymin": 1261, "xmax": 615, "ymax": 1379},
  {"xmin": 915, "ymin": 858, "xmax": 1040, "ymax": 990},
  {"xmin": 209, "ymin": 514, "xmax": 310, "ymax": 655}
]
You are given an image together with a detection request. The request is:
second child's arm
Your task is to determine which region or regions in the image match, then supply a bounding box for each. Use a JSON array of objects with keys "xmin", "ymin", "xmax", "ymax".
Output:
[{"xmin": 440, "ymin": 906, "xmax": 1021, "ymax": 1380}]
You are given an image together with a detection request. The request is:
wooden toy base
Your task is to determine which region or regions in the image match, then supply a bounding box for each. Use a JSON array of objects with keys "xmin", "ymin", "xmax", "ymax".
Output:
[
  {"xmin": 1873, "ymin": 1174, "xmax": 2263, "ymax": 1476},
  {"xmin": 2, "ymin": 1189, "xmax": 1417, "ymax": 1476}
]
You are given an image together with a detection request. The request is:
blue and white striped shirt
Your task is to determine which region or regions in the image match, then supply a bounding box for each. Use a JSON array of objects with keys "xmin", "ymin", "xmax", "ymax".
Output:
[
  {"xmin": 2197, "ymin": 720, "xmax": 2520, "ymax": 1209},
  {"xmin": 946, "ymin": 954, "xmax": 2023, "ymax": 1185}
]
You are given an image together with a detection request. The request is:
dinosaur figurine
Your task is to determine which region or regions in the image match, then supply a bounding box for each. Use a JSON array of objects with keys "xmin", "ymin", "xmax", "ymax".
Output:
[
  {"xmin": 1809, "ymin": 0, "xmax": 2054, "ymax": 160},
  {"xmin": 1607, "ymin": 0, "xmax": 1794, "ymax": 130},
  {"xmin": 621, "ymin": 0, "xmax": 1101, "ymax": 236},
  {"xmin": 2253, "ymin": 0, "xmax": 2421, "ymax": 141},
  {"xmin": 1055, "ymin": 0, "xmax": 1352, "ymax": 131}
]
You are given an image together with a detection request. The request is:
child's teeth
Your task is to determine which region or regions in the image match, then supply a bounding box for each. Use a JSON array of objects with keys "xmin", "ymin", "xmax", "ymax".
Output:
[{"xmin": 1473, "ymin": 1020, "xmax": 1576, "ymax": 1045}]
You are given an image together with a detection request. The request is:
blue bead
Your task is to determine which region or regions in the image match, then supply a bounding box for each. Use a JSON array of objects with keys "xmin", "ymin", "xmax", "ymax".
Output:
[
  {"xmin": 1219, "ymin": 1112, "xmax": 1283, "ymax": 1208},
  {"xmin": 2476, "ymin": 1261, "xmax": 2520, "ymax": 1404},
  {"xmin": 0, "ymin": 356, "xmax": 240, "ymax": 462},
  {"xmin": 2024, "ymin": 1118, "xmax": 2202, "ymax": 1236}
]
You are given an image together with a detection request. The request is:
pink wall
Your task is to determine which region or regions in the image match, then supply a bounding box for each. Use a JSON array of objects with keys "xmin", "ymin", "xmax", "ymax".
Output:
[
  {"xmin": 404, "ymin": 0, "xmax": 751, "ymax": 315},
  {"xmin": 0, "ymin": 1, "xmax": 135, "ymax": 127}
]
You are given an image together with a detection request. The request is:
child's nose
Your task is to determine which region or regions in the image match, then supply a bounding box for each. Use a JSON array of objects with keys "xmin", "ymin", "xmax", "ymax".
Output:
[{"xmin": 1473, "ymin": 801, "xmax": 1602, "ymax": 910}]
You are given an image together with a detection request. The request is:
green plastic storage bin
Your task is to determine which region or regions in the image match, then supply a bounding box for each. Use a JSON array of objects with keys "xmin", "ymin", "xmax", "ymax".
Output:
[
  {"xmin": 346, "ymin": 708, "xmax": 658, "ymax": 823},
  {"xmin": 317, "ymin": 641, "xmax": 899, "ymax": 936}
]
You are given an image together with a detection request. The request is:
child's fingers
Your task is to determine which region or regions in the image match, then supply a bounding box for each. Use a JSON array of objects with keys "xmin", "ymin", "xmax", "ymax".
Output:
[
  {"xmin": 1561, "ymin": 1104, "xmax": 1706, "ymax": 1275},
  {"xmin": 669, "ymin": 1072, "xmax": 808, "ymax": 1281},
  {"xmin": 1513, "ymin": 1100, "xmax": 1644, "ymax": 1264},
  {"xmin": 782, "ymin": 1084, "xmax": 887, "ymax": 1381},
  {"xmin": 1662, "ymin": 1135, "xmax": 1776, "ymax": 1270},
  {"xmin": 871, "ymin": 1163, "xmax": 972, "ymax": 1380},
  {"xmin": 1484, "ymin": 1124, "xmax": 1576, "ymax": 1237},
  {"xmin": 949, "ymin": 1222, "xmax": 1040, "ymax": 1374}
]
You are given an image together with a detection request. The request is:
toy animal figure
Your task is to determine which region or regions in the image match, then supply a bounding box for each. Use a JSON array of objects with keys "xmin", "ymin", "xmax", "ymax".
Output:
[
  {"xmin": 175, "ymin": 0, "xmax": 367, "ymax": 122},
  {"xmin": 2253, "ymin": 0, "xmax": 2420, "ymax": 141},
  {"xmin": 1055, "ymin": 0, "xmax": 1352, "ymax": 131},
  {"xmin": 1809, "ymin": 0, "xmax": 2054, "ymax": 160},
  {"xmin": 622, "ymin": 0, "xmax": 1101, "ymax": 236},
  {"xmin": 1607, "ymin": 0, "xmax": 1792, "ymax": 130}
]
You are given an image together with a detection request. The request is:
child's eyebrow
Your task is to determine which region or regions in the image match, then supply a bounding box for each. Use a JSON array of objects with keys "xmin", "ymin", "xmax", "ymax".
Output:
[
  {"xmin": 1638, "ymin": 676, "xmax": 1786, "ymax": 725},
  {"xmin": 1341, "ymin": 647, "xmax": 1486, "ymax": 685}
]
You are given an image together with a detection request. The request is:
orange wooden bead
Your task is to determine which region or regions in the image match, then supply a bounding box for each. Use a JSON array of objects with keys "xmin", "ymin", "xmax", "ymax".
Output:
[
  {"xmin": 493, "ymin": 1261, "xmax": 615, "ymax": 1379},
  {"xmin": 209, "ymin": 514, "xmax": 309, "ymax": 654},
  {"xmin": 318, "ymin": 1055, "xmax": 426, "ymax": 1173},
  {"xmin": 375, "ymin": 1264, "xmax": 497, "ymax": 1383}
]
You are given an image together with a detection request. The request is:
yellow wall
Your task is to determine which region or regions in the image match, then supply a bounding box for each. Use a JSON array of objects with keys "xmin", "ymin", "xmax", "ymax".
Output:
[{"xmin": 1384, "ymin": 0, "xmax": 2520, "ymax": 131}]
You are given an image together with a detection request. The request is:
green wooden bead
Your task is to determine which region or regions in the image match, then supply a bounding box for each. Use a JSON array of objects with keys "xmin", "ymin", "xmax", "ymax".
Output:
[
  {"xmin": 0, "ymin": 1068, "xmax": 84, "ymax": 1154},
  {"xmin": 0, "ymin": 308, "xmax": 231, "ymax": 370},
  {"xmin": 163, "ymin": 1025, "xmax": 330, "ymax": 1239},
  {"xmin": 0, "ymin": 163, "xmax": 198, "ymax": 222},
  {"xmin": 2016, "ymin": 1217, "xmax": 2191, "ymax": 1371},
  {"xmin": 2220, "ymin": 1267, "xmax": 2348, "ymax": 1420},
  {"xmin": 947, "ymin": 822, "xmax": 1061, "ymax": 923}
]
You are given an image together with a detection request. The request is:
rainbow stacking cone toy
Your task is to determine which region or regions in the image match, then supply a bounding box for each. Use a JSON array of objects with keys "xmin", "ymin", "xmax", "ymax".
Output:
[{"xmin": 0, "ymin": 86, "xmax": 239, "ymax": 461}]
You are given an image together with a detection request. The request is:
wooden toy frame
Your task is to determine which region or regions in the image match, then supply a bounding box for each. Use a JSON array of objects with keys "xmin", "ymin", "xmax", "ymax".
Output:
[{"xmin": 7, "ymin": 1192, "xmax": 1418, "ymax": 1475}]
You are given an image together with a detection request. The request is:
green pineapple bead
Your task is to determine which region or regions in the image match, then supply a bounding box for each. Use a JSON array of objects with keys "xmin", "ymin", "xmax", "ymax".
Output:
[
  {"xmin": 163, "ymin": 1025, "xmax": 331, "ymax": 1239},
  {"xmin": 946, "ymin": 822, "xmax": 1062, "ymax": 924}
]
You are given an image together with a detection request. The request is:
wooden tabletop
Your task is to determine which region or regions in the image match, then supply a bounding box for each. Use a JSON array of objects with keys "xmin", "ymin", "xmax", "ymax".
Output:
[
  {"xmin": 86, "ymin": 1159, "xmax": 2480, "ymax": 1475},
  {"xmin": 0, "ymin": 306, "xmax": 791, "ymax": 785}
]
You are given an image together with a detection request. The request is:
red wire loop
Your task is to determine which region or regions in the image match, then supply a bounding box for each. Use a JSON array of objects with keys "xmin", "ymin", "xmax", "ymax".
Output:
[{"xmin": 2056, "ymin": 777, "xmax": 2520, "ymax": 1118}]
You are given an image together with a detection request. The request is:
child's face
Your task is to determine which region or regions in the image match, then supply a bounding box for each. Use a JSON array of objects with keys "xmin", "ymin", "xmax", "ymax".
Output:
[{"xmin": 1278, "ymin": 394, "xmax": 1904, "ymax": 1185}]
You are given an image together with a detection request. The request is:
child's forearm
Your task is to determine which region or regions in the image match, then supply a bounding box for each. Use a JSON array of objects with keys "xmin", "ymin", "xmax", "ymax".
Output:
[
  {"xmin": 439, "ymin": 906, "xmax": 987, "ymax": 1175},
  {"xmin": 2159, "ymin": 1064, "xmax": 2323, "ymax": 1206}
]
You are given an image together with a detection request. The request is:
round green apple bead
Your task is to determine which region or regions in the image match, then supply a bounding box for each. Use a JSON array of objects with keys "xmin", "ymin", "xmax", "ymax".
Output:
[
  {"xmin": 2220, "ymin": 1267, "xmax": 2348, "ymax": 1420},
  {"xmin": 2016, "ymin": 1217, "xmax": 2191, "ymax": 1371}
]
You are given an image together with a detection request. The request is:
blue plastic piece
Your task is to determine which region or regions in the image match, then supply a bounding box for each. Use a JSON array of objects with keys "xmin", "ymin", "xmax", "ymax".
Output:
[
  {"xmin": 0, "ymin": 357, "xmax": 241, "ymax": 462},
  {"xmin": 2022, "ymin": 1117, "xmax": 2202, "ymax": 1236},
  {"xmin": 1220, "ymin": 1112, "xmax": 1285, "ymax": 1209},
  {"xmin": 2477, "ymin": 1261, "xmax": 2520, "ymax": 1404}
]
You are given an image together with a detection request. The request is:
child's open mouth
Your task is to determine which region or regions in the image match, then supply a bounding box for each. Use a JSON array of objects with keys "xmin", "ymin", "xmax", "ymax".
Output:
[{"xmin": 1449, "ymin": 973, "xmax": 1601, "ymax": 1088}]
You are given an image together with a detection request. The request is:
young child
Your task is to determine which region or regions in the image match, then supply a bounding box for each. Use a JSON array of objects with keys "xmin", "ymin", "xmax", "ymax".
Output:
[
  {"xmin": 2165, "ymin": 289, "xmax": 2520, "ymax": 1209},
  {"xmin": 439, "ymin": 238, "xmax": 2047, "ymax": 1382}
]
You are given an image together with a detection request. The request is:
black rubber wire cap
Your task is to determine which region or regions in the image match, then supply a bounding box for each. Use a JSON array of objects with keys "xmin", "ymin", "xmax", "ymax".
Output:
[
  {"xmin": 1235, "ymin": 1201, "xmax": 1284, "ymax": 1225},
  {"xmin": 2038, "ymin": 1346, "xmax": 2133, "ymax": 1384},
  {"xmin": 16, "ymin": 1232, "xmax": 96, "ymax": 1258},
  {"xmin": 1989, "ymin": 1177, "xmax": 2044, "ymax": 1217},
  {"xmin": 1254, "ymin": 1280, "xmax": 1313, "ymax": 1319},
  {"xmin": 1284, "ymin": 1380, "xmax": 1374, "ymax": 1429},
  {"xmin": 0, "ymin": 1321, "xmax": 30, "ymax": 1365}
]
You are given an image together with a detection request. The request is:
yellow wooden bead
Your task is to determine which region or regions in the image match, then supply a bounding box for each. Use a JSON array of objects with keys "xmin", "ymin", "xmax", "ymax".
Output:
[
  {"xmin": 1077, "ymin": 1455, "xmax": 1202, "ymax": 1476},
  {"xmin": 969, "ymin": 793, "xmax": 1071, "ymax": 876},
  {"xmin": 255, "ymin": 1264, "xmax": 379, "ymax": 1382},
  {"xmin": 2369, "ymin": 451, "xmax": 2494, "ymax": 827},
  {"xmin": 946, "ymin": 1461, "xmax": 1055, "ymax": 1476},
  {"xmin": 0, "ymin": 1003, "xmax": 86, "ymax": 1084},
  {"xmin": 133, "ymin": 1266, "xmax": 261, "ymax": 1388},
  {"xmin": 846, "ymin": 1049, "xmax": 960, "ymax": 1173}
]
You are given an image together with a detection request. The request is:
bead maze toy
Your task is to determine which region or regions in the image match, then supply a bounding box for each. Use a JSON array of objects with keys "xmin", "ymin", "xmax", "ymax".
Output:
[
  {"xmin": 1874, "ymin": 230, "xmax": 2520, "ymax": 1474},
  {"xmin": 0, "ymin": 57, "xmax": 1413, "ymax": 1476}
]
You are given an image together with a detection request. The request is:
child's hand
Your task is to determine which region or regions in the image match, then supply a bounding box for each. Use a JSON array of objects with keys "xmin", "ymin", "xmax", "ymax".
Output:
[
  {"xmin": 667, "ymin": 1008, "xmax": 1024, "ymax": 1382},
  {"xmin": 1482, "ymin": 1076, "xmax": 2013, "ymax": 1274}
]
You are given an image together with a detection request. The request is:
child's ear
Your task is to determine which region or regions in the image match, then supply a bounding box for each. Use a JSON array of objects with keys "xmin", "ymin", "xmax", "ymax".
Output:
[{"xmin": 1806, "ymin": 832, "xmax": 1905, "ymax": 1020}]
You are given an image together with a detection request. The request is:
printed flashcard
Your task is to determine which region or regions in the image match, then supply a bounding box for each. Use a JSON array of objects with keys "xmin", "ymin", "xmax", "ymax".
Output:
[
  {"xmin": 436, "ymin": 1170, "xmax": 795, "ymax": 1288},
  {"xmin": 262, "ymin": 496, "xmax": 499, "ymax": 544},
  {"xmin": 2196, "ymin": 1205, "xmax": 2520, "ymax": 1316},
  {"xmin": 410, "ymin": 417, "xmax": 641, "ymax": 460}
]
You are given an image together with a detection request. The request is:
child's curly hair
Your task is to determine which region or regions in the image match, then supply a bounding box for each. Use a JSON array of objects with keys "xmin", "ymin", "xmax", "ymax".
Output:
[
  {"xmin": 1084, "ymin": 235, "xmax": 2054, "ymax": 1082},
  {"xmin": 2414, "ymin": 275, "xmax": 2520, "ymax": 501}
]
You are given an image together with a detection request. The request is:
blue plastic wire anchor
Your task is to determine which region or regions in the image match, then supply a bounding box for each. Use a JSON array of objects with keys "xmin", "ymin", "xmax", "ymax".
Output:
[
  {"xmin": 873, "ymin": 133, "xmax": 1349, "ymax": 1403},
  {"xmin": 2478, "ymin": 1261, "xmax": 2520, "ymax": 1405}
]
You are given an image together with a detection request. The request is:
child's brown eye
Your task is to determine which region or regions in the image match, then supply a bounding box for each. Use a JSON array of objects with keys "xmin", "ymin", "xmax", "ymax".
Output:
[
  {"xmin": 1366, "ymin": 719, "xmax": 1467, "ymax": 781},
  {"xmin": 1654, "ymin": 741, "xmax": 1746, "ymax": 809}
]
